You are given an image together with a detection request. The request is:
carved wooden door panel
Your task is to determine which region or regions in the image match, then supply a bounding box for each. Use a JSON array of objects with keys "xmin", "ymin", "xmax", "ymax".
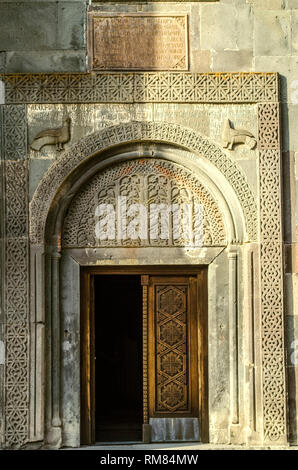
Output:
[{"xmin": 148, "ymin": 276, "xmax": 199, "ymax": 419}]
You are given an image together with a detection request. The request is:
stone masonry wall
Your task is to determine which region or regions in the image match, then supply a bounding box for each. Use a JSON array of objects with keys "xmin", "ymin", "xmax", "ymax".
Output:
[{"xmin": 0, "ymin": 0, "xmax": 297, "ymax": 444}]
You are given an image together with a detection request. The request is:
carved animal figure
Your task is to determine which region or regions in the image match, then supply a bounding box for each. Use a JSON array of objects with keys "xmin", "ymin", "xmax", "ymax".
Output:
[
  {"xmin": 30, "ymin": 117, "xmax": 71, "ymax": 152},
  {"xmin": 222, "ymin": 119, "xmax": 256, "ymax": 150}
]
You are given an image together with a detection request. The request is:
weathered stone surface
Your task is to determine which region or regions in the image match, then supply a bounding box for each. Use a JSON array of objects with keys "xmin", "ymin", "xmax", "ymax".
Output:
[
  {"xmin": 29, "ymin": 159, "xmax": 52, "ymax": 200},
  {"xmin": 150, "ymin": 418, "xmax": 200, "ymax": 442},
  {"xmin": 0, "ymin": 54, "xmax": 6, "ymax": 74},
  {"xmin": 191, "ymin": 51, "xmax": 211, "ymax": 73},
  {"xmin": 286, "ymin": 0, "xmax": 298, "ymax": 8},
  {"xmin": 212, "ymin": 50, "xmax": 253, "ymax": 72},
  {"xmin": 0, "ymin": 2, "xmax": 85, "ymax": 52},
  {"xmin": 254, "ymin": 10, "xmax": 291, "ymax": 56},
  {"xmin": 57, "ymin": 2, "xmax": 86, "ymax": 50},
  {"xmin": 89, "ymin": 14, "xmax": 188, "ymax": 71},
  {"xmin": 5, "ymin": 51, "xmax": 86, "ymax": 73},
  {"xmin": 247, "ymin": 0, "xmax": 285, "ymax": 8},
  {"xmin": 200, "ymin": 4, "xmax": 253, "ymax": 51},
  {"xmin": 291, "ymin": 11, "xmax": 298, "ymax": 54},
  {"xmin": 287, "ymin": 366, "xmax": 298, "ymax": 442},
  {"xmin": 0, "ymin": 3, "xmax": 57, "ymax": 51},
  {"xmin": 286, "ymin": 316, "xmax": 298, "ymax": 360}
]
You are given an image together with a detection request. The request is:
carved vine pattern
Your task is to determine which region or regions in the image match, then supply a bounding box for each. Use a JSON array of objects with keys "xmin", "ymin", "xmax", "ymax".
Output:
[{"xmin": 62, "ymin": 159, "xmax": 226, "ymax": 248}]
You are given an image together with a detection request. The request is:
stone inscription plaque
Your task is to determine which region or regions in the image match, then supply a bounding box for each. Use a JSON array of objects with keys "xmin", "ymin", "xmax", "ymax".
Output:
[{"xmin": 89, "ymin": 14, "xmax": 188, "ymax": 71}]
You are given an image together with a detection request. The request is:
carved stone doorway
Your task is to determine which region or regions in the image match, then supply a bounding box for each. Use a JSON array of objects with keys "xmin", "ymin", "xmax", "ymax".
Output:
[{"xmin": 80, "ymin": 266, "xmax": 208, "ymax": 445}]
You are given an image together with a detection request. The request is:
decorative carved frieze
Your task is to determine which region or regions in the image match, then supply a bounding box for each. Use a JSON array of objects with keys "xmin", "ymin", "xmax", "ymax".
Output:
[
  {"xmin": 1, "ymin": 105, "xmax": 27, "ymax": 160},
  {"xmin": 30, "ymin": 122, "xmax": 258, "ymax": 245},
  {"xmin": 258, "ymin": 103, "xmax": 280, "ymax": 150},
  {"xmin": 62, "ymin": 158, "xmax": 227, "ymax": 248},
  {"xmin": 4, "ymin": 161, "xmax": 29, "ymax": 448},
  {"xmin": 5, "ymin": 161, "xmax": 28, "ymax": 238},
  {"xmin": 0, "ymin": 73, "xmax": 278, "ymax": 104},
  {"xmin": 258, "ymin": 103, "xmax": 287, "ymax": 443}
]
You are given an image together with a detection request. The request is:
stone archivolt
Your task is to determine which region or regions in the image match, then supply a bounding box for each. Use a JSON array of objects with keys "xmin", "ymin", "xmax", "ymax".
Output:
[{"xmin": 30, "ymin": 121, "xmax": 257, "ymax": 245}]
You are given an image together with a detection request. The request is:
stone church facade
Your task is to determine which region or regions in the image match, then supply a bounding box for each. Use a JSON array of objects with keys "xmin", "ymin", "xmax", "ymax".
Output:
[{"xmin": 0, "ymin": 0, "xmax": 297, "ymax": 449}]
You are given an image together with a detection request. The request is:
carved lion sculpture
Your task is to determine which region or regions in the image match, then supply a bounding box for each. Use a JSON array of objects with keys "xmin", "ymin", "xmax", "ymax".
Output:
[{"xmin": 222, "ymin": 119, "xmax": 256, "ymax": 150}]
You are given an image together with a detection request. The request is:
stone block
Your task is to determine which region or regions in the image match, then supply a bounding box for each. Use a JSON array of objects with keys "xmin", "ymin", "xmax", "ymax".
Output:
[
  {"xmin": 0, "ymin": 54, "xmax": 6, "ymax": 74},
  {"xmin": 200, "ymin": 4, "xmax": 252, "ymax": 51},
  {"xmin": 191, "ymin": 50, "xmax": 212, "ymax": 72},
  {"xmin": 288, "ymin": 105, "xmax": 298, "ymax": 152},
  {"xmin": 212, "ymin": 50, "xmax": 253, "ymax": 72},
  {"xmin": 5, "ymin": 50, "xmax": 86, "ymax": 73},
  {"xmin": 286, "ymin": 315, "xmax": 298, "ymax": 360},
  {"xmin": 254, "ymin": 10, "xmax": 291, "ymax": 57},
  {"xmin": 153, "ymin": 104, "xmax": 210, "ymax": 136},
  {"xmin": 282, "ymin": 152, "xmax": 297, "ymax": 244},
  {"xmin": 29, "ymin": 159, "xmax": 52, "ymax": 200},
  {"xmin": 0, "ymin": 3, "xmax": 57, "ymax": 51},
  {"xmin": 287, "ymin": 0, "xmax": 298, "ymax": 8},
  {"xmin": 247, "ymin": 0, "xmax": 285, "ymax": 8},
  {"xmin": 254, "ymin": 56, "xmax": 290, "ymax": 103},
  {"xmin": 292, "ymin": 11, "xmax": 298, "ymax": 54},
  {"xmin": 287, "ymin": 365, "xmax": 298, "ymax": 443},
  {"xmin": 57, "ymin": 2, "xmax": 86, "ymax": 50},
  {"xmin": 150, "ymin": 418, "xmax": 200, "ymax": 442}
]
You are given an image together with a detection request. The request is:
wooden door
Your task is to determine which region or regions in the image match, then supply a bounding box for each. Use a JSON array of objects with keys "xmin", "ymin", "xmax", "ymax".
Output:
[
  {"xmin": 81, "ymin": 267, "xmax": 208, "ymax": 445},
  {"xmin": 148, "ymin": 276, "xmax": 199, "ymax": 419}
]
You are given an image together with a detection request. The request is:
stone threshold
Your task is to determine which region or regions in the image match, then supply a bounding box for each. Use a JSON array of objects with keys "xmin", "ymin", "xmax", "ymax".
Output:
[{"xmin": 63, "ymin": 442, "xmax": 298, "ymax": 451}]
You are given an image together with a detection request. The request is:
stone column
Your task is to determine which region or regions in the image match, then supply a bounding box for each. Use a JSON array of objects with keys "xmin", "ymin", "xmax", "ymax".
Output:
[
  {"xmin": 44, "ymin": 247, "xmax": 62, "ymax": 447},
  {"xmin": 228, "ymin": 249, "xmax": 239, "ymax": 429}
]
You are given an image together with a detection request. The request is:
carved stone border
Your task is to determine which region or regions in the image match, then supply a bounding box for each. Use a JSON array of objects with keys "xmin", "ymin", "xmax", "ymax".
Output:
[
  {"xmin": 0, "ymin": 72, "xmax": 288, "ymax": 448},
  {"xmin": 258, "ymin": 103, "xmax": 287, "ymax": 444},
  {"xmin": 0, "ymin": 72, "xmax": 278, "ymax": 104},
  {"xmin": 29, "ymin": 121, "xmax": 258, "ymax": 245},
  {"xmin": 0, "ymin": 105, "xmax": 29, "ymax": 449}
]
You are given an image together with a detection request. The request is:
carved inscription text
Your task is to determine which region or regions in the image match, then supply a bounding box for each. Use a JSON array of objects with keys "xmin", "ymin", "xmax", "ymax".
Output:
[{"xmin": 89, "ymin": 14, "xmax": 188, "ymax": 71}]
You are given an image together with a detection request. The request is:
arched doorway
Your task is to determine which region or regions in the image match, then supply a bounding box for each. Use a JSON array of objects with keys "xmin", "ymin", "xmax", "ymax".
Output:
[{"xmin": 28, "ymin": 123, "xmax": 256, "ymax": 448}]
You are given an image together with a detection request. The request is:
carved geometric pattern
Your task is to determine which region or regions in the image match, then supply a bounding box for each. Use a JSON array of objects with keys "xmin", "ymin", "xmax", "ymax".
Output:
[
  {"xmin": 4, "ymin": 324, "xmax": 29, "ymax": 447},
  {"xmin": 2, "ymin": 105, "xmax": 27, "ymax": 160},
  {"xmin": 156, "ymin": 285, "xmax": 188, "ymax": 412},
  {"xmin": 143, "ymin": 284, "xmax": 149, "ymax": 425},
  {"xmin": 258, "ymin": 103, "xmax": 280, "ymax": 150},
  {"xmin": 5, "ymin": 161, "xmax": 28, "ymax": 238},
  {"xmin": 4, "ymin": 160, "xmax": 29, "ymax": 448},
  {"xmin": 258, "ymin": 103, "xmax": 287, "ymax": 443},
  {"xmin": 0, "ymin": 72, "xmax": 278, "ymax": 104},
  {"xmin": 62, "ymin": 159, "xmax": 226, "ymax": 248},
  {"xmin": 30, "ymin": 122, "xmax": 257, "ymax": 244}
]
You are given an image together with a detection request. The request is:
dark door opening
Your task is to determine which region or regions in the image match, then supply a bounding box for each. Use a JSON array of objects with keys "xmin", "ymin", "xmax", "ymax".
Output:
[{"xmin": 94, "ymin": 275, "xmax": 143, "ymax": 442}]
